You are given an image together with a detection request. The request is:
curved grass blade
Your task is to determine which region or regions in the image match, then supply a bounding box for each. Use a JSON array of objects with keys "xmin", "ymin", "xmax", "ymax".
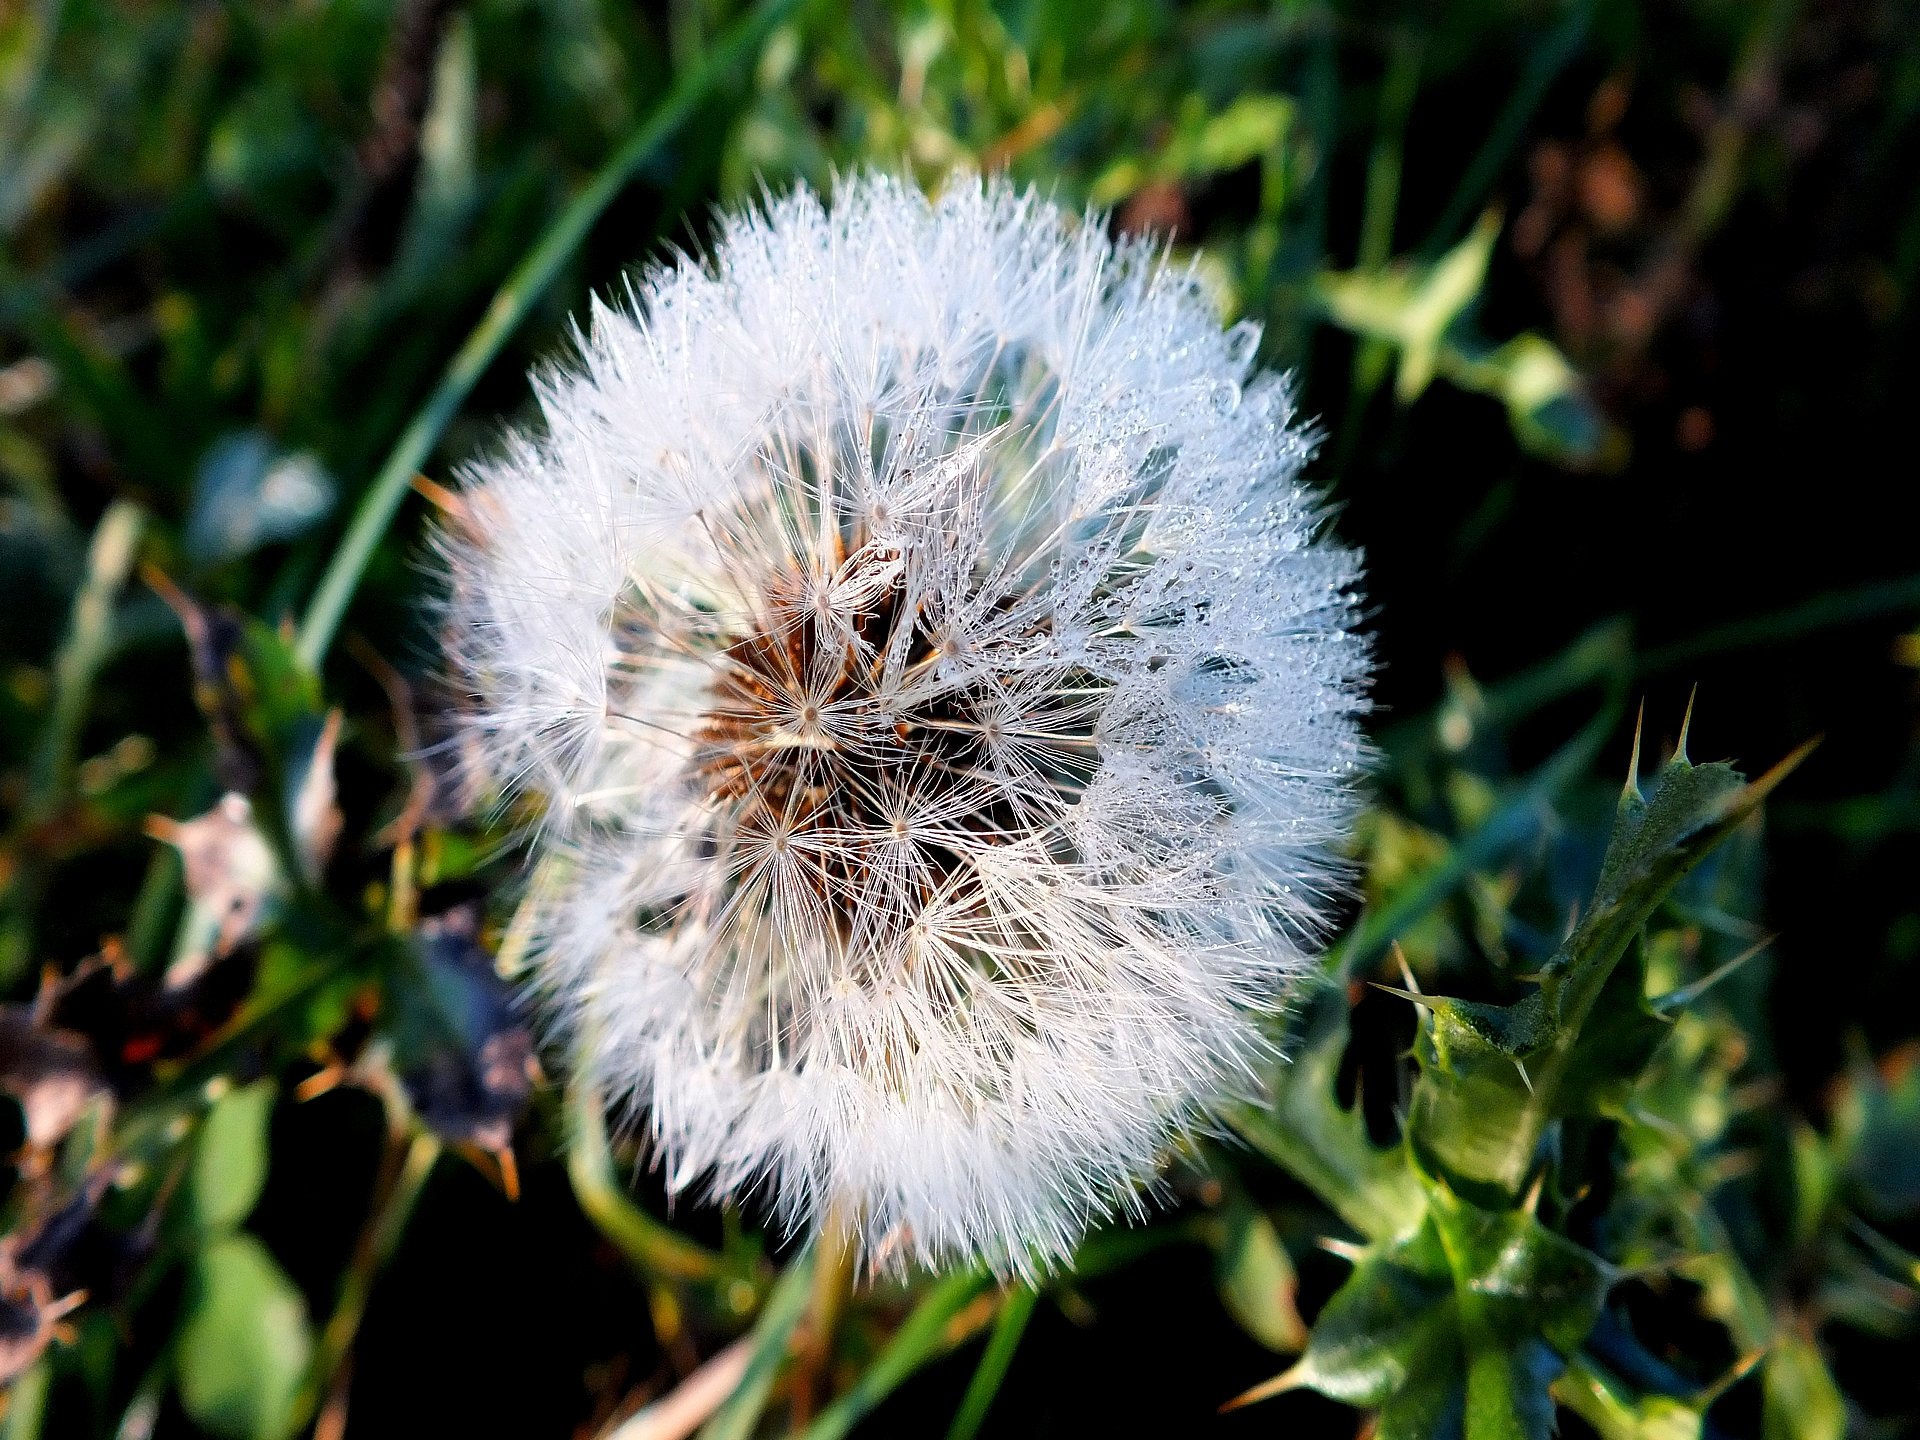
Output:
[
  {"xmin": 567, "ymin": 1079, "xmax": 733, "ymax": 1285},
  {"xmin": 294, "ymin": 0, "xmax": 801, "ymax": 669}
]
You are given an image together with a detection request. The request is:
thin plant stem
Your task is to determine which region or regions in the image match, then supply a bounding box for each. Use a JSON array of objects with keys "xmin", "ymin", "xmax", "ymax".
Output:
[
  {"xmin": 567, "ymin": 1079, "xmax": 732, "ymax": 1285},
  {"xmin": 293, "ymin": 0, "xmax": 801, "ymax": 670},
  {"xmin": 294, "ymin": 1117, "xmax": 442, "ymax": 1434},
  {"xmin": 1, "ymin": 498, "xmax": 145, "ymax": 985},
  {"xmin": 790, "ymin": 1200, "xmax": 858, "ymax": 1426}
]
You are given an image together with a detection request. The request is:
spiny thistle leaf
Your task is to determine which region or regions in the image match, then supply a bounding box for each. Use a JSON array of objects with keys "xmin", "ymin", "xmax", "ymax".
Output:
[
  {"xmin": 1235, "ymin": 713, "xmax": 1816, "ymax": 1438},
  {"xmin": 1554, "ymin": 1355, "xmax": 1713, "ymax": 1440},
  {"xmin": 1406, "ymin": 735, "xmax": 1811, "ymax": 1199},
  {"xmin": 1538, "ymin": 735, "xmax": 1812, "ymax": 1033},
  {"xmin": 1225, "ymin": 1218, "xmax": 1455, "ymax": 1412},
  {"xmin": 1761, "ymin": 1334, "xmax": 1845, "ymax": 1440},
  {"xmin": 1230, "ymin": 1186, "xmax": 1610, "ymax": 1439},
  {"xmin": 1229, "ymin": 993, "xmax": 1423, "ymax": 1242},
  {"xmin": 1548, "ymin": 940, "xmax": 1670, "ymax": 1118}
]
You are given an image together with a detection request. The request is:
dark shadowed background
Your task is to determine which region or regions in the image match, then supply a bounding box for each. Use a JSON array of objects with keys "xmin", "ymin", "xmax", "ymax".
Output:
[{"xmin": 4, "ymin": 0, "xmax": 1919, "ymax": 1436}]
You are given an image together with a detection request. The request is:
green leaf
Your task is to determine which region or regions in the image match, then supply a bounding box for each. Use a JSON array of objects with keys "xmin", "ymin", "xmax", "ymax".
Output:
[
  {"xmin": 1428, "ymin": 1187, "xmax": 1611, "ymax": 1361},
  {"xmin": 1236, "ymin": 1189, "xmax": 1610, "ymax": 1440},
  {"xmin": 175, "ymin": 1234, "xmax": 314, "ymax": 1440},
  {"xmin": 1317, "ymin": 212, "xmax": 1498, "ymax": 402},
  {"xmin": 1462, "ymin": 1340, "xmax": 1562, "ymax": 1440},
  {"xmin": 1316, "ymin": 213, "xmax": 1607, "ymax": 463},
  {"xmin": 1554, "ymin": 1357, "xmax": 1706, "ymax": 1440},
  {"xmin": 187, "ymin": 1080, "xmax": 276, "ymax": 1233},
  {"xmin": 1437, "ymin": 1186, "xmax": 1610, "ymax": 1440},
  {"xmin": 1179, "ymin": 94, "xmax": 1292, "ymax": 177},
  {"xmin": 1375, "ymin": 1372, "xmax": 1465, "ymax": 1440},
  {"xmin": 1228, "ymin": 992, "xmax": 1424, "ymax": 1241},
  {"xmin": 1214, "ymin": 1204, "xmax": 1307, "ymax": 1353},
  {"xmin": 1761, "ymin": 1336, "xmax": 1844, "ymax": 1440},
  {"xmin": 1543, "ymin": 741, "xmax": 1805, "ymax": 1036},
  {"xmin": 1399, "ymin": 1020, "xmax": 1570, "ymax": 1204},
  {"xmin": 1550, "ymin": 941, "xmax": 1669, "ymax": 1118},
  {"xmin": 1230, "ymin": 1219, "xmax": 1457, "ymax": 1412},
  {"xmin": 1481, "ymin": 333, "xmax": 1605, "ymax": 463}
]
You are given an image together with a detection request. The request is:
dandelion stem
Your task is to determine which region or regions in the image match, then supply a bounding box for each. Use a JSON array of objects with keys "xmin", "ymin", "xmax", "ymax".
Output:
[
  {"xmin": 292, "ymin": 0, "xmax": 801, "ymax": 670},
  {"xmin": 790, "ymin": 1200, "xmax": 858, "ymax": 1426}
]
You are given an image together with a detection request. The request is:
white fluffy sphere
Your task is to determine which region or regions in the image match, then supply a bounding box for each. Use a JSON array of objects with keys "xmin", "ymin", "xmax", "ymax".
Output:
[{"xmin": 439, "ymin": 172, "xmax": 1368, "ymax": 1274}]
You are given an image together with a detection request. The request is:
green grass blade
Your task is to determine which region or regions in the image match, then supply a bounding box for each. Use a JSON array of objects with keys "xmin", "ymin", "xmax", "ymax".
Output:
[
  {"xmin": 1421, "ymin": 0, "xmax": 1593, "ymax": 256},
  {"xmin": 799, "ymin": 1269, "xmax": 989, "ymax": 1440},
  {"xmin": 293, "ymin": 0, "xmax": 801, "ymax": 670},
  {"xmin": 0, "ymin": 1357, "xmax": 50, "ymax": 1440},
  {"xmin": 1327, "ymin": 696, "xmax": 1621, "ymax": 980},
  {"xmin": 943, "ymin": 1283, "xmax": 1037, "ymax": 1440},
  {"xmin": 697, "ymin": 1249, "xmax": 817, "ymax": 1440}
]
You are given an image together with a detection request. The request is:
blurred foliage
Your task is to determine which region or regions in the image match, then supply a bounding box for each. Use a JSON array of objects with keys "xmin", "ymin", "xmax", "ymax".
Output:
[{"xmin": 5, "ymin": 0, "xmax": 1920, "ymax": 1436}]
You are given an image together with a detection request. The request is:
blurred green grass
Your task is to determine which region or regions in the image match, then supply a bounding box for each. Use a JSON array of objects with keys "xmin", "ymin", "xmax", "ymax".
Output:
[{"xmin": 4, "ymin": 0, "xmax": 1920, "ymax": 1436}]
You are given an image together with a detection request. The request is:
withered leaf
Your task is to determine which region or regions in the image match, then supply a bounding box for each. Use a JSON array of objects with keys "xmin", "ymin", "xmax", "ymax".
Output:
[
  {"xmin": 146, "ymin": 794, "xmax": 283, "ymax": 990},
  {"xmin": 0, "ymin": 1004, "xmax": 104, "ymax": 1150}
]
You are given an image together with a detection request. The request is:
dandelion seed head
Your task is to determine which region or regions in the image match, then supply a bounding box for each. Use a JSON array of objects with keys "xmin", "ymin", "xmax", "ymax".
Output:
[{"xmin": 438, "ymin": 172, "xmax": 1369, "ymax": 1275}]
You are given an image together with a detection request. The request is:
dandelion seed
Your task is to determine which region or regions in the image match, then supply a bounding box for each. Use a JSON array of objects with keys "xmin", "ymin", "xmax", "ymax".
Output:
[{"xmin": 436, "ymin": 172, "xmax": 1370, "ymax": 1274}]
